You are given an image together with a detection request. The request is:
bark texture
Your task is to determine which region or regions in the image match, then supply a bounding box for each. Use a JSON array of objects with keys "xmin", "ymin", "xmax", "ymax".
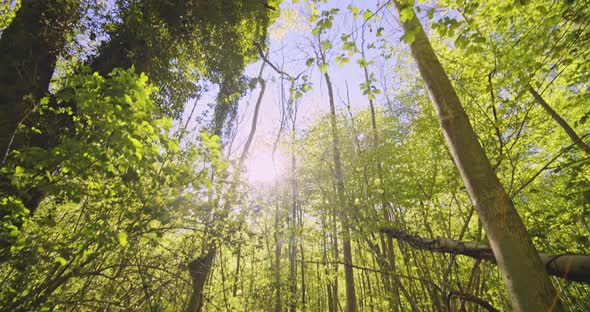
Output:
[{"xmin": 392, "ymin": 1, "xmax": 563, "ymax": 311}]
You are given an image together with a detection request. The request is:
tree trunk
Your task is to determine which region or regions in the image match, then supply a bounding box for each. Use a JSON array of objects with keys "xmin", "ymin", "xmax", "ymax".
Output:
[
  {"xmin": 232, "ymin": 233, "xmax": 243, "ymax": 297},
  {"xmin": 186, "ymin": 248, "xmax": 216, "ymax": 312},
  {"xmin": 322, "ymin": 201, "xmax": 337, "ymax": 312},
  {"xmin": 274, "ymin": 200, "xmax": 283, "ymax": 312},
  {"xmin": 186, "ymin": 58, "xmax": 268, "ymax": 311},
  {"xmin": 239, "ymin": 61, "xmax": 267, "ymax": 163},
  {"xmin": 360, "ymin": 32, "xmax": 400, "ymax": 312},
  {"xmin": 288, "ymin": 126, "xmax": 298, "ymax": 312},
  {"xmin": 299, "ymin": 183, "xmax": 306, "ymax": 310},
  {"xmin": 0, "ymin": 0, "xmax": 79, "ymax": 159},
  {"xmin": 0, "ymin": 0, "xmax": 80, "ymax": 252},
  {"xmin": 392, "ymin": 1, "xmax": 563, "ymax": 311},
  {"xmin": 324, "ymin": 70, "xmax": 358, "ymax": 312}
]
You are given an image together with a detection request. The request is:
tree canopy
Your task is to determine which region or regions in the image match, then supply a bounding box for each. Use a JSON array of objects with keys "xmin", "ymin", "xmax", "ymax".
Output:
[{"xmin": 0, "ymin": 0, "xmax": 588, "ymax": 311}]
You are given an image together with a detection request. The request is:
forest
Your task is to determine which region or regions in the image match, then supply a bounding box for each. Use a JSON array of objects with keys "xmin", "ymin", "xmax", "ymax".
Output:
[{"xmin": 0, "ymin": 0, "xmax": 589, "ymax": 311}]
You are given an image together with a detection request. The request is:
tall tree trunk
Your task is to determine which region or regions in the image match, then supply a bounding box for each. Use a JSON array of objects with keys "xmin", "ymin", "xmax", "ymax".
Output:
[
  {"xmin": 232, "ymin": 232, "xmax": 243, "ymax": 297},
  {"xmin": 0, "ymin": 0, "xmax": 79, "ymax": 159},
  {"xmin": 288, "ymin": 125, "xmax": 298, "ymax": 312},
  {"xmin": 0, "ymin": 0, "xmax": 80, "ymax": 252},
  {"xmin": 331, "ymin": 205, "xmax": 340, "ymax": 312},
  {"xmin": 298, "ymin": 179, "xmax": 306, "ymax": 310},
  {"xmin": 392, "ymin": 1, "xmax": 562, "ymax": 311},
  {"xmin": 322, "ymin": 200, "xmax": 337, "ymax": 312},
  {"xmin": 300, "ymin": 222, "xmax": 306, "ymax": 310},
  {"xmin": 360, "ymin": 31, "xmax": 400, "ymax": 312},
  {"xmin": 324, "ymin": 70, "xmax": 358, "ymax": 312},
  {"xmin": 274, "ymin": 199, "xmax": 283, "ymax": 312},
  {"xmin": 239, "ymin": 61, "xmax": 267, "ymax": 162}
]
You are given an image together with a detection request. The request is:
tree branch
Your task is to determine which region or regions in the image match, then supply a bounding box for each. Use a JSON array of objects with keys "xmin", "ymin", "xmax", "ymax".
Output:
[
  {"xmin": 252, "ymin": 41, "xmax": 302, "ymax": 80},
  {"xmin": 446, "ymin": 291, "xmax": 499, "ymax": 312},
  {"xmin": 528, "ymin": 85, "xmax": 590, "ymax": 156},
  {"xmin": 381, "ymin": 228, "xmax": 590, "ymax": 285}
]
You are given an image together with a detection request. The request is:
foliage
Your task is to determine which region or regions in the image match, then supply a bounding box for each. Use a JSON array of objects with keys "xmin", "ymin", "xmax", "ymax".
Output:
[
  {"xmin": 1, "ymin": 0, "xmax": 589, "ymax": 311},
  {"xmin": 0, "ymin": 68, "xmax": 224, "ymax": 310},
  {"xmin": 0, "ymin": 0, "xmax": 19, "ymax": 31}
]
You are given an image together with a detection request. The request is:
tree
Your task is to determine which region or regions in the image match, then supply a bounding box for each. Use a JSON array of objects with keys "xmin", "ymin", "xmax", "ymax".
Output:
[
  {"xmin": 392, "ymin": 1, "xmax": 563, "ymax": 310},
  {"xmin": 0, "ymin": 0, "xmax": 80, "ymax": 159},
  {"xmin": 0, "ymin": 1, "xmax": 279, "ymax": 310},
  {"xmin": 1, "ymin": 1, "xmax": 589, "ymax": 310},
  {"xmin": 313, "ymin": 18, "xmax": 359, "ymax": 312}
]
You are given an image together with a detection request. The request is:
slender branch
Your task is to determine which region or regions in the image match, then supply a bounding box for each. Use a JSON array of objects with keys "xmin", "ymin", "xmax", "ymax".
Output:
[
  {"xmin": 512, "ymin": 133, "xmax": 590, "ymax": 196},
  {"xmin": 446, "ymin": 291, "xmax": 499, "ymax": 312},
  {"xmin": 528, "ymin": 85, "xmax": 590, "ymax": 156},
  {"xmin": 239, "ymin": 59, "xmax": 267, "ymax": 165},
  {"xmin": 252, "ymin": 41, "xmax": 302, "ymax": 80}
]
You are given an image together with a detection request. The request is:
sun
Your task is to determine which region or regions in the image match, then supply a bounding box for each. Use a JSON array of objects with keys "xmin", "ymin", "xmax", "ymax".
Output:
[{"xmin": 245, "ymin": 148, "xmax": 286, "ymax": 185}]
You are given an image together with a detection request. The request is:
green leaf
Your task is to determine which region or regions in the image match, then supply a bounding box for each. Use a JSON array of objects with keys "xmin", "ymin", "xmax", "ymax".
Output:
[
  {"xmin": 376, "ymin": 27, "xmax": 384, "ymax": 37},
  {"xmin": 117, "ymin": 232, "xmax": 128, "ymax": 247},
  {"xmin": 427, "ymin": 8, "xmax": 435, "ymax": 19},
  {"xmin": 168, "ymin": 140, "xmax": 179, "ymax": 153},
  {"xmin": 129, "ymin": 136, "xmax": 142, "ymax": 149},
  {"xmin": 357, "ymin": 57, "xmax": 369, "ymax": 67},
  {"xmin": 306, "ymin": 58, "xmax": 315, "ymax": 66},
  {"xmin": 401, "ymin": 31, "xmax": 416, "ymax": 44},
  {"xmin": 124, "ymin": 94, "xmax": 133, "ymax": 105},
  {"xmin": 55, "ymin": 256, "xmax": 67, "ymax": 266},
  {"xmin": 338, "ymin": 57, "xmax": 350, "ymax": 67},
  {"xmin": 400, "ymin": 7, "xmax": 415, "ymax": 22},
  {"xmin": 9, "ymin": 229, "xmax": 20, "ymax": 238}
]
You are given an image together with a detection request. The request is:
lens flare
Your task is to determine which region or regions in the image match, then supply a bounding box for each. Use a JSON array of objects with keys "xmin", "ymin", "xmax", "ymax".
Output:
[{"xmin": 245, "ymin": 148, "xmax": 286, "ymax": 185}]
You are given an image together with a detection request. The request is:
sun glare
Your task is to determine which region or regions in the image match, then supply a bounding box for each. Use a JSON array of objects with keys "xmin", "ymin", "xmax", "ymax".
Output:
[{"xmin": 245, "ymin": 149, "xmax": 286, "ymax": 185}]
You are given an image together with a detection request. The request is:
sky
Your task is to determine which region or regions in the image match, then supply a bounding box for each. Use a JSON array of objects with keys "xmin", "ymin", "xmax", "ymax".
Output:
[
  {"xmin": 174, "ymin": 0, "xmax": 447, "ymax": 186},
  {"xmin": 224, "ymin": 0, "xmax": 409, "ymax": 183}
]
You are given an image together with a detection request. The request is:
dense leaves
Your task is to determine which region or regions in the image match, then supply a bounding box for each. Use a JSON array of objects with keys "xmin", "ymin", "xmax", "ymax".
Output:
[
  {"xmin": 0, "ymin": 68, "xmax": 227, "ymax": 310},
  {"xmin": 0, "ymin": 0, "xmax": 589, "ymax": 311}
]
